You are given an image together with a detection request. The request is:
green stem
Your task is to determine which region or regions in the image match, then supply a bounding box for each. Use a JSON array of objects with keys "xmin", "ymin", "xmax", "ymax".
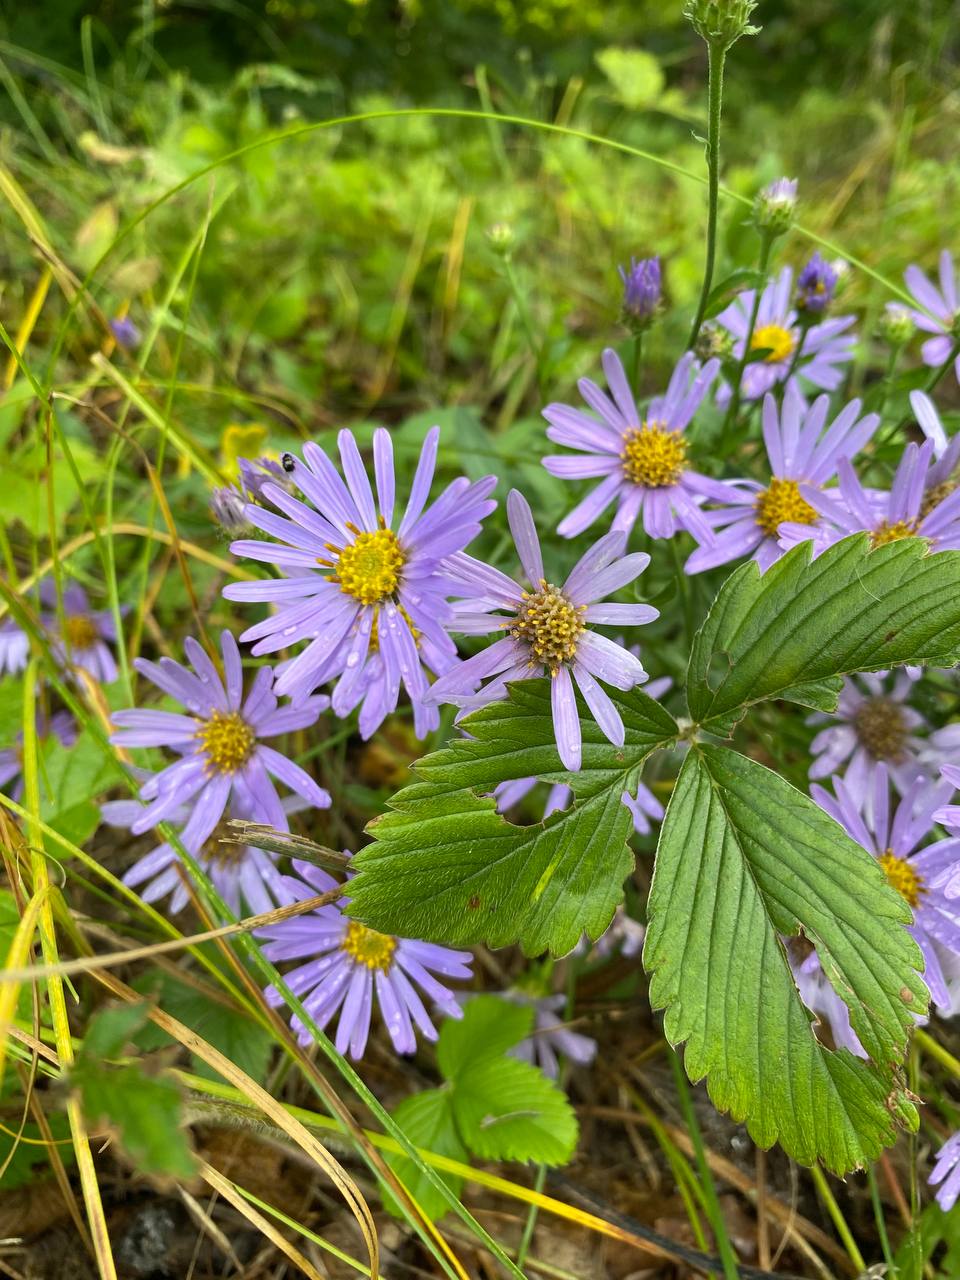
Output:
[
  {"xmin": 669, "ymin": 536, "xmax": 695, "ymax": 650},
  {"xmin": 688, "ymin": 40, "xmax": 727, "ymax": 349},
  {"xmin": 632, "ymin": 332, "xmax": 643, "ymax": 392},
  {"xmin": 809, "ymin": 1164, "xmax": 866, "ymax": 1274},
  {"xmin": 516, "ymin": 1165, "xmax": 548, "ymax": 1268},
  {"xmin": 503, "ymin": 252, "xmax": 544, "ymax": 397},
  {"xmin": 668, "ymin": 1050, "xmax": 740, "ymax": 1280},
  {"xmin": 721, "ymin": 232, "xmax": 773, "ymax": 432},
  {"xmin": 867, "ymin": 1165, "xmax": 896, "ymax": 1275}
]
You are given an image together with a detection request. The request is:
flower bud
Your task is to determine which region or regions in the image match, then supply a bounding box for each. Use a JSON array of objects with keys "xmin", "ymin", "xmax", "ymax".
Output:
[
  {"xmin": 110, "ymin": 315, "xmax": 141, "ymax": 349},
  {"xmin": 619, "ymin": 256, "xmax": 662, "ymax": 331},
  {"xmin": 878, "ymin": 304, "xmax": 916, "ymax": 348},
  {"xmin": 683, "ymin": 0, "xmax": 760, "ymax": 48},
  {"xmin": 753, "ymin": 178, "xmax": 797, "ymax": 237},
  {"xmin": 209, "ymin": 484, "xmax": 251, "ymax": 536},
  {"xmin": 487, "ymin": 222, "xmax": 515, "ymax": 255},
  {"xmin": 695, "ymin": 321, "xmax": 734, "ymax": 362},
  {"xmin": 795, "ymin": 252, "xmax": 838, "ymax": 315}
]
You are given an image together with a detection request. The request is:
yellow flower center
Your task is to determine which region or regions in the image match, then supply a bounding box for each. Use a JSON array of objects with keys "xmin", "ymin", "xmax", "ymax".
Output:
[
  {"xmin": 879, "ymin": 850, "xmax": 924, "ymax": 909},
  {"xmin": 63, "ymin": 615, "xmax": 99, "ymax": 649},
  {"xmin": 323, "ymin": 524, "xmax": 405, "ymax": 606},
  {"xmin": 750, "ymin": 323, "xmax": 796, "ymax": 364},
  {"xmin": 621, "ymin": 422, "xmax": 688, "ymax": 488},
  {"xmin": 852, "ymin": 697, "xmax": 908, "ymax": 762},
  {"xmin": 511, "ymin": 581, "xmax": 586, "ymax": 676},
  {"xmin": 196, "ymin": 710, "xmax": 256, "ymax": 774},
  {"xmin": 340, "ymin": 920, "xmax": 397, "ymax": 972},
  {"xmin": 754, "ymin": 478, "xmax": 818, "ymax": 536},
  {"xmin": 870, "ymin": 519, "xmax": 919, "ymax": 548},
  {"xmin": 369, "ymin": 604, "xmax": 420, "ymax": 655}
]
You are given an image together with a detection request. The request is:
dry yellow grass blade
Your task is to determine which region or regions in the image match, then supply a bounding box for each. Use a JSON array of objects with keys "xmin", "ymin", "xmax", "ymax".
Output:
[
  {"xmin": 92, "ymin": 968, "xmax": 380, "ymax": 1279},
  {"xmin": 0, "ymin": 890, "xmax": 341, "ymax": 986},
  {"xmin": 199, "ymin": 1160, "xmax": 328, "ymax": 1280},
  {"xmin": 14, "ymin": 664, "xmax": 118, "ymax": 1280},
  {"xmin": 4, "ymin": 265, "xmax": 51, "ymax": 389},
  {"xmin": 0, "ymin": 522, "xmax": 252, "ymax": 622},
  {"xmin": 180, "ymin": 1071, "xmax": 677, "ymax": 1263},
  {"xmin": 0, "ymin": 886, "xmax": 47, "ymax": 1091}
]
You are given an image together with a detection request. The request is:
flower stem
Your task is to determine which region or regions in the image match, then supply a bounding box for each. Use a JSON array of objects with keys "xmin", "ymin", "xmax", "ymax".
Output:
[
  {"xmin": 688, "ymin": 40, "xmax": 727, "ymax": 349},
  {"xmin": 721, "ymin": 232, "xmax": 773, "ymax": 431},
  {"xmin": 632, "ymin": 332, "xmax": 644, "ymax": 391},
  {"xmin": 503, "ymin": 251, "xmax": 544, "ymax": 398},
  {"xmin": 809, "ymin": 1164, "xmax": 866, "ymax": 1275},
  {"xmin": 669, "ymin": 1049, "xmax": 741, "ymax": 1280}
]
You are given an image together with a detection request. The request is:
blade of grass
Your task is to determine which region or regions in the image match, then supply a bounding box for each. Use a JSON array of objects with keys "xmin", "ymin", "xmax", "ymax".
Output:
[{"xmin": 18, "ymin": 660, "xmax": 118, "ymax": 1279}]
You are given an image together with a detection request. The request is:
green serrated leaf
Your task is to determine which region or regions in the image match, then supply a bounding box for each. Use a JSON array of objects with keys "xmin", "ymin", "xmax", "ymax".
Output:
[
  {"xmin": 38, "ymin": 729, "xmax": 121, "ymax": 850},
  {"xmin": 73, "ymin": 1061, "xmax": 196, "ymax": 1179},
  {"xmin": 437, "ymin": 996, "xmax": 534, "ymax": 1081},
  {"xmin": 348, "ymin": 680, "xmax": 678, "ymax": 956},
  {"xmin": 384, "ymin": 1088, "xmax": 467, "ymax": 1222},
  {"xmin": 453, "ymin": 1056, "xmax": 578, "ymax": 1166},
  {"xmin": 132, "ymin": 971, "xmax": 274, "ymax": 1085},
  {"xmin": 687, "ymin": 535, "xmax": 960, "ymax": 733},
  {"xmin": 81, "ymin": 1002, "xmax": 151, "ymax": 1061},
  {"xmin": 644, "ymin": 745, "xmax": 924, "ymax": 1173}
]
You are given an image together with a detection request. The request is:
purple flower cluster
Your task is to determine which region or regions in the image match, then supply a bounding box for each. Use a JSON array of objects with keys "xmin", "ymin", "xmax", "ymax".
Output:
[{"xmin": 716, "ymin": 266, "xmax": 856, "ymax": 403}]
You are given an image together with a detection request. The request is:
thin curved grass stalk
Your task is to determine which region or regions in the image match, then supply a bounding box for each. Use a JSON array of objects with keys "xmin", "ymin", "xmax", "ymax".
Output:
[
  {"xmin": 91, "ymin": 967, "xmax": 382, "ymax": 1280},
  {"xmin": 199, "ymin": 1160, "xmax": 329, "ymax": 1280},
  {"xmin": 0, "ymin": 793, "xmax": 475, "ymax": 1280},
  {"xmin": 18, "ymin": 107, "xmax": 919, "ymax": 395},
  {"xmin": 0, "ymin": 521, "xmax": 253, "ymax": 622},
  {"xmin": 17, "ymin": 662, "xmax": 118, "ymax": 1279}
]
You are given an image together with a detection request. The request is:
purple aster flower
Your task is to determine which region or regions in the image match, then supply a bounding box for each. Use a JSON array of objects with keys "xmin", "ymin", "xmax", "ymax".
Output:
[
  {"xmin": 903, "ymin": 251, "xmax": 960, "ymax": 382},
  {"xmin": 542, "ymin": 349, "xmax": 730, "ymax": 542},
  {"xmin": 0, "ymin": 620, "xmax": 29, "ymax": 676},
  {"xmin": 110, "ymin": 315, "xmax": 141, "ymax": 349},
  {"xmin": 795, "ymin": 252, "xmax": 838, "ymax": 315},
  {"xmin": 102, "ymin": 786, "xmax": 298, "ymax": 916},
  {"xmin": 813, "ymin": 765, "xmax": 960, "ymax": 1011},
  {"xmin": 505, "ymin": 992, "xmax": 597, "ymax": 1079},
  {"xmin": 790, "ymin": 944, "xmax": 865, "ymax": 1057},
  {"xmin": 930, "ymin": 1130, "xmax": 960, "ymax": 1212},
  {"xmin": 619, "ymin": 256, "xmax": 662, "ymax": 328},
  {"xmin": 582, "ymin": 904, "xmax": 646, "ymax": 961},
  {"xmin": 806, "ymin": 672, "xmax": 933, "ymax": 812},
  {"xmin": 259, "ymin": 858, "xmax": 473, "ymax": 1060},
  {"xmin": 223, "ymin": 427, "xmax": 497, "ymax": 739},
  {"xmin": 495, "ymin": 672, "xmax": 671, "ymax": 832},
  {"xmin": 778, "ymin": 439, "xmax": 960, "ymax": 557},
  {"xmin": 686, "ymin": 384, "xmax": 879, "ymax": 574},
  {"xmin": 0, "ymin": 711, "xmax": 76, "ymax": 801},
  {"xmin": 716, "ymin": 266, "xmax": 856, "ymax": 403},
  {"xmin": 430, "ymin": 491, "xmax": 658, "ymax": 771},
  {"xmin": 910, "ymin": 391, "xmax": 960, "ymax": 502},
  {"xmin": 41, "ymin": 582, "xmax": 120, "ymax": 683},
  {"xmin": 110, "ymin": 630, "xmax": 330, "ymax": 848}
]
